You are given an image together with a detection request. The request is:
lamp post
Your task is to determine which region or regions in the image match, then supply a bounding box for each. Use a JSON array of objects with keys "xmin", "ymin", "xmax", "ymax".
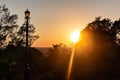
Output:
[{"xmin": 24, "ymin": 9, "xmax": 30, "ymax": 80}]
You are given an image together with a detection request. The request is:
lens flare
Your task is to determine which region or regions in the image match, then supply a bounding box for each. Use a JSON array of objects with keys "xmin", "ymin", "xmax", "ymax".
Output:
[
  {"xmin": 70, "ymin": 31, "xmax": 80, "ymax": 43},
  {"xmin": 66, "ymin": 47, "xmax": 75, "ymax": 80}
]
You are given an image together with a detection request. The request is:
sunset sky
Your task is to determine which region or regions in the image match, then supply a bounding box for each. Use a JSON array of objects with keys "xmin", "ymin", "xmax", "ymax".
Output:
[{"xmin": 1, "ymin": 0, "xmax": 120, "ymax": 47}]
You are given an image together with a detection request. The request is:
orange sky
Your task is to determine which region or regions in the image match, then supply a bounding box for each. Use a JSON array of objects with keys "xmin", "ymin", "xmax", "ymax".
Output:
[{"xmin": 1, "ymin": 0, "xmax": 120, "ymax": 47}]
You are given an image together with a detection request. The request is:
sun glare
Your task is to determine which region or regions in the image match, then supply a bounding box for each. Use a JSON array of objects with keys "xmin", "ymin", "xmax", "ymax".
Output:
[{"xmin": 70, "ymin": 30, "xmax": 80, "ymax": 43}]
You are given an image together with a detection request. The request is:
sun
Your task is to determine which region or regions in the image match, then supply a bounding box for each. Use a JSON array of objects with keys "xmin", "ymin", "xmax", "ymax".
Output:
[{"xmin": 70, "ymin": 30, "xmax": 80, "ymax": 43}]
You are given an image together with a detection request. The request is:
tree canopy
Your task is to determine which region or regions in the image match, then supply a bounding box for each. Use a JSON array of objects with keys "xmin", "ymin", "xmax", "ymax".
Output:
[
  {"xmin": 0, "ymin": 5, "xmax": 18, "ymax": 48},
  {"xmin": 73, "ymin": 17, "xmax": 120, "ymax": 80},
  {"xmin": 80, "ymin": 17, "xmax": 120, "ymax": 46},
  {"xmin": 0, "ymin": 5, "xmax": 39, "ymax": 49}
]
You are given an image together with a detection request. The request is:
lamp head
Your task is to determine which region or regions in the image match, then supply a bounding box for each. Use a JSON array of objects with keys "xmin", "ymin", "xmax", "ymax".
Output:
[{"xmin": 25, "ymin": 9, "xmax": 30, "ymax": 18}]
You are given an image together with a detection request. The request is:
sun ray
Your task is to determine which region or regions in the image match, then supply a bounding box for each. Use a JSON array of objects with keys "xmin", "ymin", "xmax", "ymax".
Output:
[
  {"xmin": 66, "ymin": 46, "xmax": 75, "ymax": 80},
  {"xmin": 66, "ymin": 30, "xmax": 80, "ymax": 80}
]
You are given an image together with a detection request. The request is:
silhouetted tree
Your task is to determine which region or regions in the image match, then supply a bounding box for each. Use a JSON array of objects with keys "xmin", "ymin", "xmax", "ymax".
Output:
[
  {"xmin": 0, "ymin": 5, "xmax": 39, "ymax": 48},
  {"xmin": 0, "ymin": 5, "xmax": 18, "ymax": 48},
  {"xmin": 111, "ymin": 19, "xmax": 120, "ymax": 45},
  {"xmin": 42, "ymin": 43, "xmax": 71, "ymax": 80},
  {"xmin": 49, "ymin": 43, "xmax": 69, "ymax": 55},
  {"xmin": 82, "ymin": 17, "xmax": 120, "ymax": 46},
  {"xmin": 73, "ymin": 17, "xmax": 120, "ymax": 80},
  {"xmin": 12, "ymin": 23, "xmax": 39, "ymax": 47}
]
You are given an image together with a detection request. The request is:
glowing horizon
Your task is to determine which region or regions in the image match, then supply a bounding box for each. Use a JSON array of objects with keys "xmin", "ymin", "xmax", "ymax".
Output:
[{"xmin": 1, "ymin": 0, "xmax": 120, "ymax": 47}]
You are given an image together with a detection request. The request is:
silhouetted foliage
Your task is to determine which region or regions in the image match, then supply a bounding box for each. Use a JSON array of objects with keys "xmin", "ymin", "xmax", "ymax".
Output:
[
  {"xmin": 45, "ymin": 43, "xmax": 71, "ymax": 80},
  {"xmin": 2, "ymin": 8, "xmax": 120, "ymax": 80},
  {"xmin": 0, "ymin": 5, "xmax": 18, "ymax": 48},
  {"xmin": 73, "ymin": 17, "xmax": 120, "ymax": 80},
  {"xmin": 0, "ymin": 5, "xmax": 39, "ymax": 49},
  {"xmin": 14, "ymin": 23, "xmax": 39, "ymax": 47},
  {"xmin": 49, "ymin": 43, "xmax": 70, "ymax": 55},
  {"xmin": 112, "ymin": 19, "xmax": 120, "ymax": 45},
  {"xmin": 81, "ymin": 17, "xmax": 120, "ymax": 46},
  {"xmin": 0, "ymin": 46, "xmax": 42, "ymax": 80}
]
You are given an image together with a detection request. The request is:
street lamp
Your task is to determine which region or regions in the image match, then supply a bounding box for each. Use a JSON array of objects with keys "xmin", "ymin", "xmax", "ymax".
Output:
[{"xmin": 24, "ymin": 9, "xmax": 30, "ymax": 80}]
